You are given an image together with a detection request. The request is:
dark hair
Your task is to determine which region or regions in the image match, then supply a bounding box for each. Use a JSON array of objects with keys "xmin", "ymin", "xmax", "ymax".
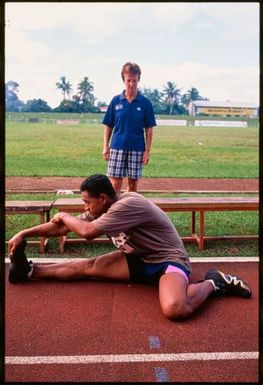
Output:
[
  {"xmin": 80, "ymin": 174, "xmax": 116, "ymax": 199},
  {"xmin": 121, "ymin": 62, "xmax": 141, "ymax": 81}
]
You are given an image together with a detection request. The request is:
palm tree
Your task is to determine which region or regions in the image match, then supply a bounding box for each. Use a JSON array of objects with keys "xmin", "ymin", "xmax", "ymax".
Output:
[
  {"xmin": 56, "ymin": 76, "xmax": 72, "ymax": 100},
  {"xmin": 162, "ymin": 81, "xmax": 181, "ymax": 115},
  {"xmin": 181, "ymin": 87, "xmax": 209, "ymax": 108},
  {"xmin": 186, "ymin": 87, "xmax": 200, "ymax": 101},
  {"xmin": 77, "ymin": 77, "xmax": 94, "ymax": 103},
  {"xmin": 5, "ymin": 80, "xmax": 19, "ymax": 102},
  {"xmin": 142, "ymin": 87, "xmax": 164, "ymax": 114}
]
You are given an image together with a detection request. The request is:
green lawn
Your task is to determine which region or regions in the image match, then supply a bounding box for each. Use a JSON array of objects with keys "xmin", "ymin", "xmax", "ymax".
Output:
[
  {"xmin": 6, "ymin": 116, "xmax": 258, "ymax": 178},
  {"xmin": 5, "ymin": 113, "xmax": 259, "ymax": 258}
]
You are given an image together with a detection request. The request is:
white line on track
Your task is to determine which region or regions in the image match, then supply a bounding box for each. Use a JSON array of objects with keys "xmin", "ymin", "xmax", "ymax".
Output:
[
  {"xmin": 4, "ymin": 256, "xmax": 259, "ymax": 264},
  {"xmin": 5, "ymin": 351, "xmax": 258, "ymax": 365}
]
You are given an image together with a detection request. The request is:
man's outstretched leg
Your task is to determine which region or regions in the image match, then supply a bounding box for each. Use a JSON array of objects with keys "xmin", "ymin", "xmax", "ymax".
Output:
[
  {"xmin": 8, "ymin": 241, "xmax": 130, "ymax": 283},
  {"xmin": 8, "ymin": 239, "xmax": 34, "ymax": 283},
  {"xmin": 8, "ymin": 220, "xmax": 70, "ymax": 283}
]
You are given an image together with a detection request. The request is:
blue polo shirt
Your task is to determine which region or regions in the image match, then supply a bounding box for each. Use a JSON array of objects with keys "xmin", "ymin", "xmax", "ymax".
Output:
[{"xmin": 102, "ymin": 91, "xmax": 156, "ymax": 151}]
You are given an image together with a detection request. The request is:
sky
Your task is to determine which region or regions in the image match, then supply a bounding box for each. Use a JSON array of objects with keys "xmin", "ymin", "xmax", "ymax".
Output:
[{"xmin": 5, "ymin": 2, "xmax": 260, "ymax": 109}]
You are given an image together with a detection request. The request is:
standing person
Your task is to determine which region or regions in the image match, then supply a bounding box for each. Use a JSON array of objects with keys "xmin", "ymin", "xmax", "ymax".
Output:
[
  {"xmin": 8, "ymin": 174, "xmax": 252, "ymax": 321},
  {"xmin": 102, "ymin": 62, "xmax": 156, "ymax": 192}
]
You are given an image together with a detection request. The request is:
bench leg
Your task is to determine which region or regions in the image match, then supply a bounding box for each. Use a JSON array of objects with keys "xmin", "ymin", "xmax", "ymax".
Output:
[
  {"xmin": 191, "ymin": 211, "xmax": 196, "ymax": 235},
  {"xmin": 198, "ymin": 210, "xmax": 205, "ymax": 251},
  {"xmin": 59, "ymin": 235, "xmax": 67, "ymax": 253},
  {"xmin": 46, "ymin": 210, "xmax": 50, "ymax": 222},
  {"xmin": 40, "ymin": 212, "xmax": 45, "ymax": 253}
]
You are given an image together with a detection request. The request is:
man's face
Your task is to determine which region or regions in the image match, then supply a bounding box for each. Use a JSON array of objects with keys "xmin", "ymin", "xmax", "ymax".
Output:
[
  {"xmin": 81, "ymin": 190, "xmax": 108, "ymax": 219},
  {"xmin": 123, "ymin": 72, "xmax": 139, "ymax": 93}
]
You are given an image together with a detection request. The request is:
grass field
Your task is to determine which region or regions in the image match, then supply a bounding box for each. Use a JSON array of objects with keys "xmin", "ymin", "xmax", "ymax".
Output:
[
  {"xmin": 5, "ymin": 113, "xmax": 259, "ymax": 258},
  {"xmin": 6, "ymin": 113, "xmax": 259, "ymax": 178}
]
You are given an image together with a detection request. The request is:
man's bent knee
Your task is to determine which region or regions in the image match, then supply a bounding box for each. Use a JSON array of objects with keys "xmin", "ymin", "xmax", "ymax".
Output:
[{"xmin": 161, "ymin": 300, "xmax": 193, "ymax": 321}]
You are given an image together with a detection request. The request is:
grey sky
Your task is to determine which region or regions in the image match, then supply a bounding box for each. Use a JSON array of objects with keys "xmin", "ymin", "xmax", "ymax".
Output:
[{"xmin": 5, "ymin": 2, "xmax": 259, "ymax": 108}]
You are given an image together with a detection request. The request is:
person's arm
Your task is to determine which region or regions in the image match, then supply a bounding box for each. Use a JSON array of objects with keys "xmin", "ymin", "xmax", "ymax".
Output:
[
  {"xmin": 51, "ymin": 212, "xmax": 103, "ymax": 240},
  {"xmin": 8, "ymin": 220, "xmax": 70, "ymax": 257},
  {"xmin": 142, "ymin": 127, "xmax": 153, "ymax": 165},
  {"xmin": 103, "ymin": 125, "xmax": 113, "ymax": 160},
  {"xmin": 8, "ymin": 213, "xmax": 103, "ymax": 257}
]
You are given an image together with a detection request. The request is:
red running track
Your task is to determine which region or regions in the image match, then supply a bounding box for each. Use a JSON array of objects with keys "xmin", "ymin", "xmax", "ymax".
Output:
[{"xmin": 5, "ymin": 261, "xmax": 259, "ymax": 382}]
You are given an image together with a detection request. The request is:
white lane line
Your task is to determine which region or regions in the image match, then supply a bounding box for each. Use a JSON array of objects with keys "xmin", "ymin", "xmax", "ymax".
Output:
[
  {"xmin": 5, "ymin": 351, "xmax": 258, "ymax": 365},
  {"xmin": 4, "ymin": 257, "xmax": 259, "ymax": 264}
]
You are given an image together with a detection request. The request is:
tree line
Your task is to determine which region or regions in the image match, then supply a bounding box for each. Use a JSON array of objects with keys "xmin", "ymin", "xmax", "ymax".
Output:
[{"xmin": 5, "ymin": 77, "xmax": 208, "ymax": 114}]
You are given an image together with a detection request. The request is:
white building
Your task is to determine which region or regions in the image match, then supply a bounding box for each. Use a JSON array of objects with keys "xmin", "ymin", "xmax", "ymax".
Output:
[
  {"xmin": 188, "ymin": 100, "xmax": 258, "ymax": 118},
  {"xmin": 99, "ymin": 106, "xmax": 108, "ymax": 113}
]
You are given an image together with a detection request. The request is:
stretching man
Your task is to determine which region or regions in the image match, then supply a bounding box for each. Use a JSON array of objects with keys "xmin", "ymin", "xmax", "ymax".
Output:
[{"xmin": 8, "ymin": 174, "xmax": 252, "ymax": 321}]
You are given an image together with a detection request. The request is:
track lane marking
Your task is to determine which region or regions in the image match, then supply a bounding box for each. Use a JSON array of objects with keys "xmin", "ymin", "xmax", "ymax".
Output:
[
  {"xmin": 5, "ymin": 351, "xmax": 258, "ymax": 364},
  {"xmin": 155, "ymin": 367, "xmax": 169, "ymax": 382},
  {"xmin": 149, "ymin": 336, "xmax": 161, "ymax": 349}
]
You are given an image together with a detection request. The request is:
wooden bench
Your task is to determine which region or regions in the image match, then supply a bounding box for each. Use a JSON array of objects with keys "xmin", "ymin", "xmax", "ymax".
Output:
[
  {"xmin": 53, "ymin": 196, "xmax": 259, "ymax": 252},
  {"xmin": 5, "ymin": 201, "xmax": 54, "ymax": 253}
]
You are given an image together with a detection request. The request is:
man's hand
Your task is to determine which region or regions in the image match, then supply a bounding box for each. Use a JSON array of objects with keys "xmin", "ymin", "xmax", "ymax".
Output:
[
  {"xmin": 8, "ymin": 233, "xmax": 25, "ymax": 259},
  {"xmin": 50, "ymin": 212, "xmax": 67, "ymax": 224},
  {"xmin": 142, "ymin": 150, "xmax": 150, "ymax": 165},
  {"xmin": 103, "ymin": 147, "xmax": 110, "ymax": 161}
]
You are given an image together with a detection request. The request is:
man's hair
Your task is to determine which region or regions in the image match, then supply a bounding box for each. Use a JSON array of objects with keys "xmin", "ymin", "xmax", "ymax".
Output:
[
  {"xmin": 121, "ymin": 62, "xmax": 141, "ymax": 81},
  {"xmin": 80, "ymin": 174, "xmax": 116, "ymax": 199}
]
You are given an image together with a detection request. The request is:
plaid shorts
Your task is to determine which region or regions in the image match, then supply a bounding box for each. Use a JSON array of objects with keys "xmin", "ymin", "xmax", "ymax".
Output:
[{"xmin": 107, "ymin": 149, "xmax": 144, "ymax": 179}]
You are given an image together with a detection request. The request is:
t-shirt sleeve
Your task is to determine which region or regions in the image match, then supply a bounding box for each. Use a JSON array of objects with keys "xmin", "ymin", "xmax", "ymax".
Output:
[
  {"xmin": 144, "ymin": 99, "xmax": 156, "ymax": 128},
  {"xmin": 92, "ymin": 198, "xmax": 147, "ymax": 236},
  {"xmin": 102, "ymin": 97, "xmax": 115, "ymax": 128}
]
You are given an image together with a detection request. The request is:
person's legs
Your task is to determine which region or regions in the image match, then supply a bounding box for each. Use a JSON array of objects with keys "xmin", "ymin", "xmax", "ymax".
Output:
[
  {"xmin": 107, "ymin": 149, "xmax": 126, "ymax": 192},
  {"xmin": 127, "ymin": 151, "xmax": 143, "ymax": 192},
  {"xmin": 127, "ymin": 178, "xmax": 139, "ymax": 192},
  {"xmin": 109, "ymin": 177, "xmax": 123, "ymax": 192},
  {"xmin": 31, "ymin": 250, "xmax": 130, "ymax": 281},
  {"xmin": 158, "ymin": 272, "xmax": 214, "ymax": 320}
]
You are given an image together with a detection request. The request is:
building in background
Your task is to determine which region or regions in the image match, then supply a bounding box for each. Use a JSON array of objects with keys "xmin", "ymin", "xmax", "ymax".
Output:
[
  {"xmin": 99, "ymin": 106, "xmax": 108, "ymax": 113},
  {"xmin": 188, "ymin": 101, "xmax": 258, "ymax": 118}
]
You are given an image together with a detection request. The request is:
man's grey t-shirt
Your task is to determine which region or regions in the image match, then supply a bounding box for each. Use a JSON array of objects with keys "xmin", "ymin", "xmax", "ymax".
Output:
[{"xmin": 92, "ymin": 192, "xmax": 191, "ymax": 272}]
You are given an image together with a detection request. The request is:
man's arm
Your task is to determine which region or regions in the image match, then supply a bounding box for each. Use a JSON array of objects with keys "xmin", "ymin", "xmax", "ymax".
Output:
[
  {"xmin": 8, "ymin": 220, "xmax": 70, "ymax": 257},
  {"xmin": 103, "ymin": 125, "xmax": 113, "ymax": 160},
  {"xmin": 8, "ymin": 213, "xmax": 103, "ymax": 258},
  {"xmin": 143, "ymin": 127, "xmax": 153, "ymax": 165},
  {"xmin": 51, "ymin": 212, "xmax": 103, "ymax": 240}
]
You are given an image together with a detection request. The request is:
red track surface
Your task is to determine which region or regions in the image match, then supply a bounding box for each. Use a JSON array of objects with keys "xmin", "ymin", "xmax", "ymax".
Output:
[
  {"xmin": 6, "ymin": 176, "xmax": 259, "ymax": 193},
  {"xmin": 5, "ymin": 261, "xmax": 259, "ymax": 382}
]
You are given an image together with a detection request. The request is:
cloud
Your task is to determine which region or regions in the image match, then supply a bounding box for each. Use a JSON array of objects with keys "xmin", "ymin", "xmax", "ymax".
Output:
[
  {"xmin": 5, "ymin": 2, "xmax": 259, "ymax": 42},
  {"xmin": 141, "ymin": 62, "xmax": 259, "ymax": 104},
  {"xmin": 5, "ymin": 2, "xmax": 150, "ymax": 45},
  {"xmin": 5, "ymin": 2, "xmax": 259, "ymax": 107}
]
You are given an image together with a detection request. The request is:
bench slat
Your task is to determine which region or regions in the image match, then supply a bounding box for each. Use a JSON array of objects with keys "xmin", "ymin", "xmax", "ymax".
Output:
[
  {"xmin": 6, "ymin": 201, "xmax": 54, "ymax": 212},
  {"xmin": 6, "ymin": 197, "xmax": 258, "ymax": 253},
  {"xmin": 5, "ymin": 201, "xmax": 54, "ymax": 253},
  {"xmin": 53, "ymin": 197, "xmax": 259, "ymax": 211}
]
